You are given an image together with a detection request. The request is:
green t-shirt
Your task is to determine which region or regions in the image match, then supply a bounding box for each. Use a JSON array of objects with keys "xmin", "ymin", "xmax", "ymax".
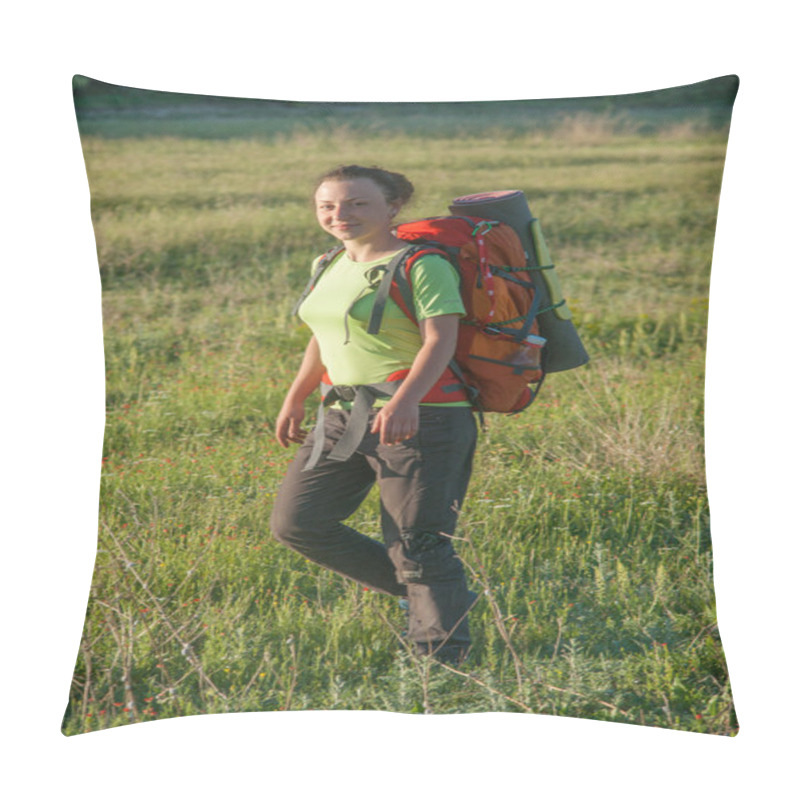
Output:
[{"xmin": 298, "ymin": 249, "xmax": 466, "ymax": 388}]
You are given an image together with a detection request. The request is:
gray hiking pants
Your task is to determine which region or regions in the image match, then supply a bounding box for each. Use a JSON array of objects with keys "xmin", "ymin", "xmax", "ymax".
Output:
[{"xmin": 270, "ymin": 405, "xmax": 478, "ymax": 662}]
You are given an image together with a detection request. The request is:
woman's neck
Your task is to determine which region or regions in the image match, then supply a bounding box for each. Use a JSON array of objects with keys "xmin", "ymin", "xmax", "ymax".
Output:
[{"xmin": 343, "ymin": 233, "xmax": 405, "ymax": 263}]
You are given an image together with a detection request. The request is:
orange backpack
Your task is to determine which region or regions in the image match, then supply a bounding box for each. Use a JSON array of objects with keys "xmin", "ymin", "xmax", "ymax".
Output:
[{"xmin": 389, "ymin": 216, "xmax": 545, "ymax": 413}]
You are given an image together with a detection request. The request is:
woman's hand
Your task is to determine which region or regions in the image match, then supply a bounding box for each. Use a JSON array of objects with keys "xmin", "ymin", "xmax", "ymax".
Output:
[
  {"xmin": 274, "ymin": 336, "xmax": 326, "ymax": 448},
  {"xmin": 370, "ymin": 314, "xmax": 459, "ymax": 446},
  {"xmin": 370, "ymin": 396, "xmax": 419, "ymax": 446},
  {"xmin": 275, "ymin": 401, "xmax": 308, "ymax": 448}
]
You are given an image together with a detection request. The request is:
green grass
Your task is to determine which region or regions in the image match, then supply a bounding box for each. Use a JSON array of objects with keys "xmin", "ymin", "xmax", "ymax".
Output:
[{"xmin": 63, "ymin": 102, "xmax": 736, "ymax": 736}]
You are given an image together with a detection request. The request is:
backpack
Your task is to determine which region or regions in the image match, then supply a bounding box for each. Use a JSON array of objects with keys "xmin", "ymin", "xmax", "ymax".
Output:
[
  {"xmin": 296, "ymin": 214, "xmax": 547, "ymax": 415},
  {"xmin": 397, "ymin": 216, "xmax": 546, "ymax": 413}
]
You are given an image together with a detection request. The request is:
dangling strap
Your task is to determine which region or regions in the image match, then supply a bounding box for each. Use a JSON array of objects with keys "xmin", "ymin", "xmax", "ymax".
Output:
[
  {"xmin": 302, "ymin": 380, "xmax": 404, "ymax": 472},
  {"xmin": 366, "ymin": 246, "xmax": 416, "ymax": 335}
]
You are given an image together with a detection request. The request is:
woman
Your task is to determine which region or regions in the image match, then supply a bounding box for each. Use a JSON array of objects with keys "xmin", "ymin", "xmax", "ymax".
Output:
[{"xmin": 270, "ymin": 165, "xmax": 478, "ymax": 665}]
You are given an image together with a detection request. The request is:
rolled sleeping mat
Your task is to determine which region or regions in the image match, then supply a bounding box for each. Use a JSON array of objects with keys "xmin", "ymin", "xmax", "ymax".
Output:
[{"xmin": 450, "ymin": 190, "xmax": 589, "ymax": 374}]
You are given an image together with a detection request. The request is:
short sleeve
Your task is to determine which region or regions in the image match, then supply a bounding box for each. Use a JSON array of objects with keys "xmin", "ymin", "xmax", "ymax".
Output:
[{"xmin": 408, "ymin": 254, "xmax": 465, "ymax": 320}]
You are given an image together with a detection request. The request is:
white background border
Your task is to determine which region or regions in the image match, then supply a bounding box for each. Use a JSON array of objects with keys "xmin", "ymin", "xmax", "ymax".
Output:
[{"xmin": 4, "ymin": 2, "xmax": 796, "ymax": 797}]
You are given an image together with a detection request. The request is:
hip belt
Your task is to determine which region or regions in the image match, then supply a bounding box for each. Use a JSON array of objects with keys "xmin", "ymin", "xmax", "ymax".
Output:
[{"xmin": 302, "ymin": 368, "xmax": 472, "ymax": 472}]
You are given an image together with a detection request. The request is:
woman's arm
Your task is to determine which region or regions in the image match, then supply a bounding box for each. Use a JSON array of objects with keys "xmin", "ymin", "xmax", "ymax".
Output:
[
  {"xmin": 275, "ymin": 336, "xmax": 326, "ymax": 448},
  {"xmin": 370, "ymin": 314, "xmax": 460, "ymax": 446}
]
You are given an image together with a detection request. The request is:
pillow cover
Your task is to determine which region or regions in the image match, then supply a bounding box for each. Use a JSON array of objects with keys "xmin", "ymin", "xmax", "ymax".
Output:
[{"xmin": 63, "ymin": 75, "xmax": 739, "ymax": 736}]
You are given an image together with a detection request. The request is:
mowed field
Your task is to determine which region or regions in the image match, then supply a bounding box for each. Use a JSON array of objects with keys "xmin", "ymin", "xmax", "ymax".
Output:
[{"xmin": 63, "ymin": 98, "xmax": 737, "ymax": 735}]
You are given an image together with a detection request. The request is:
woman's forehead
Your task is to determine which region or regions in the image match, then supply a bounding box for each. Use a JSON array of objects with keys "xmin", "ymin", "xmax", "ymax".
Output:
[{"xmin": 315, "ymin": 177, "xmax": 384, "ymax": 201}]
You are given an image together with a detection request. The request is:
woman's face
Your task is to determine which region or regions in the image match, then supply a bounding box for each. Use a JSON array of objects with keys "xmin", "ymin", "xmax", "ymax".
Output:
[{"xmin": 314, "ymin": 178, "xmax": 399, "ymax": 245}]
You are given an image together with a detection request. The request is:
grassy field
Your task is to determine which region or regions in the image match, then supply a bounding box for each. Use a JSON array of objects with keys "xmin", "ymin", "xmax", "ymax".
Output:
[{"xmin": 62, "ymin": 90, "xmax": 737, "ymax": 735}]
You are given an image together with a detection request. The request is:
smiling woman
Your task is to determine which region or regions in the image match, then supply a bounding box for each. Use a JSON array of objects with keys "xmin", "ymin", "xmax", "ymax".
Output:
[
  {"xmin": 314, "ymin": 167, "xmax": 413, "ymax": 257},
  {"xmin": 270, "ymin": 164, "xmax": 478, "ymax": 665}
]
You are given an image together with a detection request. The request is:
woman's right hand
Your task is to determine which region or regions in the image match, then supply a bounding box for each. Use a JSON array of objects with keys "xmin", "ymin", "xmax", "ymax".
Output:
[
  {"xmin": 275, "ymin": 337, "xmax": 325, "ymax": 448},
  {"xmin": 275, "ymin": 401, "xmax": 308, "ymax": 448}
]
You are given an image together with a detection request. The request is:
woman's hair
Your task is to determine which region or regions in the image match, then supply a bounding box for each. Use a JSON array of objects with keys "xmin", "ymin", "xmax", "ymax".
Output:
[{"xmin": 314, "ymin": 165, "xmax": 414, "ymax": 207}]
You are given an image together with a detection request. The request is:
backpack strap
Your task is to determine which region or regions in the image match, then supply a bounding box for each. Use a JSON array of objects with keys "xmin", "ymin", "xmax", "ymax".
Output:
[
  {"xmin": 365, "ymin": 245, "xmax": 429, "ymax": 334},
  {"xmin": 485, "ymin": 286, "xmax": 543, "ymax": 343},
  {"xmin": 302, "ymin": 365, "xmax": 474, "ymax": 472},
  {"xmin": 369, "ymin": 245, "xmax": 448, "ymax": 331},
  {"xmin": 291, "ymin": 246, "xmax": 344, "ymax": 317},
  {"xmin": 302, "ymin": 379, "xmax": 405, "ymax": 471}
]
